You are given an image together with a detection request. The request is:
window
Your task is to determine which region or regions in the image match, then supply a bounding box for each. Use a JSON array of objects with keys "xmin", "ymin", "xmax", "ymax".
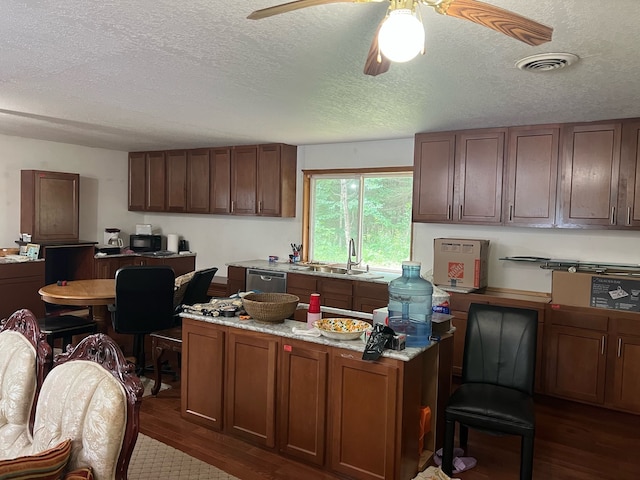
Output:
[{"xmin": 304, "ymin": 168, "xmax": 413, "ymax": 271}]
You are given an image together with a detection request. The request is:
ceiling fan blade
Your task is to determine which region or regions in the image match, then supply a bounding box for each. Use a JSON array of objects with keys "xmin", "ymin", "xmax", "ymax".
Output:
[
  {"xmin": 436, "ymin": 0, "xmax": 553, "ymax": 46},
  {"xmin": 363, "ymin": 19, "xmax": 391, "ymax": 76},
  {"xmin": 248, "ymin": 0, "xmax": 358, "ymax": 20}
]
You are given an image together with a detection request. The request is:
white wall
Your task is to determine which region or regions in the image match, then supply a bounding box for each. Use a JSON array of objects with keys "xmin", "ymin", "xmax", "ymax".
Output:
[{"xmin": 3, "ymin": 133, "xmax": 639, "ymax": 294}]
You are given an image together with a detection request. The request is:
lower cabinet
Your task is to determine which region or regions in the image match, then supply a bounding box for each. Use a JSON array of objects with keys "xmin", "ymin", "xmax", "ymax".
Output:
[
  {"xmin": 225, "ymin": 329, "xmax": 278, "ymax": 447},
  {"xmin": 329, "ymin": 350, "xmax": 398, "ymax": 480},
  {"xmin": 94, "ymin": 254, "xmax": 195, "ymax": 279},
  {"xmin": 0, "ymin": 261, "xmax": 46, "ymax": 319},
  {"xmin": 278, "ymin": 339, "xmax": 328, "ymax": 465},
  {"xmin": 610, "ymin": 317, "xmax": 640, "ymax": 412},
  {"xmin": 181, "ymin": 319, "xmax": 225, "ymax": 430},
  {"xmin": 181, "ymin": 317, "xmax": 452, "ymax": 480}
]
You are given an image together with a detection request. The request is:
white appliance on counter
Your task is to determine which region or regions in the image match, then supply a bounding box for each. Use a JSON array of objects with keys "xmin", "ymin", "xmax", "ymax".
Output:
[{"xmin": 135, "ymin": 224, "xmax": 152, "ymax": 235}]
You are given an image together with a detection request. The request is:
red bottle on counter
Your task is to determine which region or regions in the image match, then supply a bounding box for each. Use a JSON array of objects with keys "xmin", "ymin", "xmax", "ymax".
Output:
[{"xmin": 307, "ymin": 293, "xmax": 322, "ymax": 329}]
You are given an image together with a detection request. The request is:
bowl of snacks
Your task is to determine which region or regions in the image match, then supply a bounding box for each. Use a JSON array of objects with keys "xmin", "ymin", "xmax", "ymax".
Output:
[{"xmin": 313, "ymin": 318, "xmax": 372, "ymax": 341}]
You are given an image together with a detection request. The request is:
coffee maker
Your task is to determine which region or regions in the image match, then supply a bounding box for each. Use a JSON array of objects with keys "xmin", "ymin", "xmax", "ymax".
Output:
[{"xmin": 104, "ymin": 228, "xmax": 123, "ymax": 248}]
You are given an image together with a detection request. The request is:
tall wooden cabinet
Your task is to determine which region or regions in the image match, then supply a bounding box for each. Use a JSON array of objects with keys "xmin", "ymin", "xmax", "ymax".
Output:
[
  {"xmin": 165, "ymin": 150, "xmax": 187, "ymax": 212},
  {"xmin": 187, "ymin": 149, "xmax": 211, "ymax": 213},
  {"xmin": 210, "ymin": 148, "xmax": 232, "ymax": 214},
  {"xmin": 128, "ymin": 151, "xmax": 166, "ymax": 211},
  {"xmin": 230, "ymin": 146, "xmax": 259, "ymax": 215},
  {"xmin": 412, "ymin": 129, "xmax": 505, "ymax": 224},
  {"xmin": 620, "ymin": 120, "xmax": 640, "ymax": 227},
  {"xmin": 21, "ymin": 170, "xmax": 80, "ymax": 242}
]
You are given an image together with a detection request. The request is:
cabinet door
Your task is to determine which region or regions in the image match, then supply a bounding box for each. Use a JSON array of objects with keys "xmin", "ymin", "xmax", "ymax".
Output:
[
  {"xmin": 609, "ymin": 317, "xmax": 640, "ymax": 412},
  {"xmin": 412, "ymin": 132, "xmax": 456, "ymax": 222},
  {"xmin": 94, "ymin": 256, "xmax": 141, "ymax": 279},
  {"xmin": 210, "ymin": 147, "xmax": 232, "ymax": 214},
  {"xmin": 329, "ymin": 350, "xmax": 398, "ymax": 480},
  {"xmin": 455, "ymin": 129, "xmax": 506, "ymax": 224},
  {"xmin": 620, "ymin": 120, "xmax": 640, "ymax": 227},
  {"xmin": 230, "ymin": 146, "xmax": 258, "ymax": 215},
  {"xmin": 145, "ymin": 255, "xmax": 196, "ymax": 277},
  {"xmin": 146, "ymin": 151, "xmax": 166, "ymax": 211},
  {"xmin": 166, "ymin": 150, "xmax": 187, "ymax": 212},
  {"xmin": 225, "ymin": 330, "xmax": 278, "ymax": 447},
  {"xmin": 545, "ymin": 324, "xmax": 607, "ymax": 404},
  {"xmin": 318, "ymin": 277, "xmax": 353, "ymax": 310},
  {"xmin": 278, "ymin": 339, "xmax": 328, "ymax": 465},
  {"xmin": 128, "ymin": 153, "xmax": 146, "ymax": 211},
  {"xmin": 558, "ymin": 122, "xmax": 622, "ymax": 227},
  {"xmin": 504, "ymin": 126, "xmax": 559, "ymax": 227},
  {"xmin": 21, "ymin": 170, "xmax": 79, "ymax": 242},
  {"xmin": 227, "ymin": 266, "xmax": 246, "ymax": 296},
  {"xmin": 181, "ymin": 319, "xmax": 225, "ymax": 430},
  {"xmin": 352, "ymin": 281, "xmax": 388, "ymax": 313},
  {"xmin": 0, "ymin": 262, "xmax": 46, "ymax": 319},
  {"xmin": 287, "ymin": 272, "xmax": 318, "ymax": 322},
  {"xmin": 257, "ymin": 144, "xmax": 282, "ymax": 216},
  {"xmin": 187, "ymin": 149, "xmax": 210, "ymax": 213}
]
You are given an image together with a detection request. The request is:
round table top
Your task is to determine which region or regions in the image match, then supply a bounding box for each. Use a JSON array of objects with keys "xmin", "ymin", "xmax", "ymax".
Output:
[{"xmin": 39, "ymin": 279, "xmax": 115, "ymax": 306}]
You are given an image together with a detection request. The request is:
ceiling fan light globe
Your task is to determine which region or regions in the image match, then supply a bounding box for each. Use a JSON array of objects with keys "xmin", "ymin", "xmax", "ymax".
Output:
[{"xmin": 378, "ymin": 9, "xmax": 424, "ymax": 63}]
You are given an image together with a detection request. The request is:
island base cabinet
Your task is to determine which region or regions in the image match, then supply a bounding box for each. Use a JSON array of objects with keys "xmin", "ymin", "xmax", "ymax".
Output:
[
  {"xmin": 225, "ymin": 330, "xmax": 278, "ymax": 448},
  {"xmin": 278, "ymin": 339, "xmax": 328, "ymax": 466},
  {"xmin": 181, "ymin": 319, "xmax": 225, "ymax": 430},
  {"xmin": 329, "ymin": 351, "xmax": 399, "ymax": 480}
]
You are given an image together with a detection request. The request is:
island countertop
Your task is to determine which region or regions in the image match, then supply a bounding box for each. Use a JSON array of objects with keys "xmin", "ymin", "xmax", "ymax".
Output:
[{"xmin": 180, "ymin": 311, "xmax": 438, "ymax": 362}]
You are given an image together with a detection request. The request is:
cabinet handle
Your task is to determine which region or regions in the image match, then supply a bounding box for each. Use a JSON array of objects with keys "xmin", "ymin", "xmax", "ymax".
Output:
[
  {"xmin": 258, "ymin": 200, "xmax": 262, "ymax": 213},
  {"xmin": 447, "ymin": 205, "xmax": 451, "ymax": 220},
  {"xmin": 601, "ymin": 335, "xmax": 606, "ymax": 355},
  {"xmin": 509, "ymin": 204, "xmax": 513, "ymax": 222},
  {"xmin": 458, "ymin": 205, "xmax": 462, "ymax": 220},
  {"xmin": 617, "ymin": 337, "xmax": 622, "ymax": 358},
  {"xmin": 340, "ymin": 353, "xmax": 355, "ymax": 359},
  {"xmin": 610, "ymin": 206, "xmax": 616, "ymax": 225},
  {"xmin": 628, "ymin": 207, "xmax": 632, "ymax": 226},
  {"xmin": 231, "ymin": 201, "xmax": 234, "ymax": 213}
]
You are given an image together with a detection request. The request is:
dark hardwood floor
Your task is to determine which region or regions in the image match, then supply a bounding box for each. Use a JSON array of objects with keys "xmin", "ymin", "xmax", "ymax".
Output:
[{"xmin": 139, "ymin": 373, "xmax": 640, "ymax": 480}]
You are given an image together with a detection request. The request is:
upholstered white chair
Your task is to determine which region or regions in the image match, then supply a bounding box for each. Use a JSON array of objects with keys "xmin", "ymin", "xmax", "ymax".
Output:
[
  {"xmin": 22, "ymin": 334, "xmax": 143, "ymax": 480},
  {"xmin": 0, "ymin": 309, "xmax": 51, "ymax": 460}
]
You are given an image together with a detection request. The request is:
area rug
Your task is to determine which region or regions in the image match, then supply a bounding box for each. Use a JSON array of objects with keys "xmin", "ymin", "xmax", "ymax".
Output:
[
  {"xmin": 128, "ymin": 433, "xmax": 239, "ymax": 479},
  {"xmin": 139, "ymin": 376, "xmax": 171, "ymax": 398}
]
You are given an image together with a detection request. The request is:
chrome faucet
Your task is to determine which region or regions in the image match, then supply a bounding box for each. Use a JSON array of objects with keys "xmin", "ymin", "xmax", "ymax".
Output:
[{"xmin": 347, "ymin": 238, "xmax": 361, "ymax": 273}]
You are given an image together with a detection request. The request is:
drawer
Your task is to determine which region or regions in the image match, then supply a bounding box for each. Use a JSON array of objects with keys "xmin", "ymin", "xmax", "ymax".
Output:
[
  {"xmin": 547, "ymin": 306, "xmax": 608, "ymax": 331},
  {"xmin": 288, "ymin": 272, "xmax": 318, "ymax": 291},
  {"xmin": 449, "ymin": 293, "xmax": 488, "ymax": 312}
]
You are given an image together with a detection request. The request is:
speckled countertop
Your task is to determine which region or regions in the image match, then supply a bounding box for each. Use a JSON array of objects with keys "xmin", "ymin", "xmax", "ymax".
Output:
[
  {"xmin": 227, "ymin": 259, "xmax": 398, "ymax": 284},
  {"xmin": 180, "ymin": 311, "xmax": 436, "ymax": 362},
  {"xmin": 94, "ymin": 252, "xmax": 196, "ymax": 260}
]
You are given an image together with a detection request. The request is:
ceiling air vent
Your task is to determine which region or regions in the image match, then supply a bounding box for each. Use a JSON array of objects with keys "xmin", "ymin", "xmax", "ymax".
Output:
[{"xmin": 515, "ymin": 53, "xmax": 579, "ymax": 72}]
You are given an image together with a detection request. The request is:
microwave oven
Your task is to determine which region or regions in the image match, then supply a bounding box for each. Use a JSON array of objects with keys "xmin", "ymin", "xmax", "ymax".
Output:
[{"xmin": 129, "ymin": 234, "xmax": 162, "ymax": 252}]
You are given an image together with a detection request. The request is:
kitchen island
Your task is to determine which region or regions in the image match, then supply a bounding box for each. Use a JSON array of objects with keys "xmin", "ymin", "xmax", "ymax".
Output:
[{"xmin": 180, "ymin": 311, "xmax": 453, "ymax": 480}]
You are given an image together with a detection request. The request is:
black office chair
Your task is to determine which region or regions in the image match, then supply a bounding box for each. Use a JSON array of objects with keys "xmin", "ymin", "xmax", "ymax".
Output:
[
  {"xmin": 442, "ymin": 303, "xmax": 538, "ymax": 480},
  {"xmin": 111, "ymin": 265, "xmax": 175, "ymax": 375},
  {"xmin": 179, "ymin": 267, "xmax": 219, "ymax": 306}
]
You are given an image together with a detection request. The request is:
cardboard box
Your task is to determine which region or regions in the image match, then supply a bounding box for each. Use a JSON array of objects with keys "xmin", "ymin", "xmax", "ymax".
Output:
[
  {"xmin": 552, "ymin": 270, "xmax": 640, "ymax": 312},
  {"xmin": 433, "ymin": 238, "xmax": 489, "ymax": 291}
]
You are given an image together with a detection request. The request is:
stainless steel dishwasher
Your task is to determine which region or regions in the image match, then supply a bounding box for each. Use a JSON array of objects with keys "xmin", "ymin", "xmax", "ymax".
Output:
[{"xmin": 245, "ymin": 268, "xmax": 287, "ymax": 293}]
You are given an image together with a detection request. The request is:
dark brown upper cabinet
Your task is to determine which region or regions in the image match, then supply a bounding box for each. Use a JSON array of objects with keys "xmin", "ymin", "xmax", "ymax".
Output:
[
  {"xmin": 413, "ymin": 128, "xmax": 505, "ymax": 225},
  {"xmin": 504, "ymin": 125, "xmax": 560, "ymax": 227},
  {"xmin": 619, "ymin": 120, "xmax": 640, "ymax": 227},
  {"xmin": 129, "ymin": 143, "xmax": 296, "ymax": 218},
  {"xmin": 558, "ymin": 121, "xmax": 622, "ymax": 227}
]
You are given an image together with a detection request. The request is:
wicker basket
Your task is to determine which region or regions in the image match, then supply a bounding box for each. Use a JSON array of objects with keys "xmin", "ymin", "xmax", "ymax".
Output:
[{"xmin": 242, "ymin": 293, "xmax": 300, "ymax": 323}]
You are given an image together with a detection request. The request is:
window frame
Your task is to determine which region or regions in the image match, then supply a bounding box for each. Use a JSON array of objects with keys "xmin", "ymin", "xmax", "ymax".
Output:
[{"xmin": 301, "ymin": 166, "xmax": 414, "ymax": 269}]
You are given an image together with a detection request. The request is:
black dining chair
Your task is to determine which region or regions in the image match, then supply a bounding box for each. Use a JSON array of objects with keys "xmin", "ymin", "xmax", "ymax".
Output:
[
  {"xmin": 111, "ymin": 265, "xmax": 175, "ymax": 375},
  {"xmin": 442, "ymin": 303, "xmax": 538, "ymax": 480}
]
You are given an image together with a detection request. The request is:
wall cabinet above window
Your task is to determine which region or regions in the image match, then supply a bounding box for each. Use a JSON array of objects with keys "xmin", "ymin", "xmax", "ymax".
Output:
[{"xmin": 128, "ymin": 143, "xmax": 297, "ymax": 217}]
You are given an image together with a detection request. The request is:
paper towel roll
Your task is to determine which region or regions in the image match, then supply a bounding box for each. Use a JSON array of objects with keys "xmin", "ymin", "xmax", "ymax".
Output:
[{"xmin": 167, "ymin": 234, "xmax": 179, "ymax": 253}]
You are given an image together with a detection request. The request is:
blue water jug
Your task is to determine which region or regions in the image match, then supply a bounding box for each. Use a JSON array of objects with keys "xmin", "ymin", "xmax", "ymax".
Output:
[{"xmin": 388, "ymin": 261, "xmax": 433, "ymax": 347}]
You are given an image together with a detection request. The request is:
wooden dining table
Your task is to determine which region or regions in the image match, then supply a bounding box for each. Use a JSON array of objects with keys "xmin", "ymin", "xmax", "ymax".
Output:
[{"xmin": 38, "ymin": 279, "xmax": 115, "ymax": 333}]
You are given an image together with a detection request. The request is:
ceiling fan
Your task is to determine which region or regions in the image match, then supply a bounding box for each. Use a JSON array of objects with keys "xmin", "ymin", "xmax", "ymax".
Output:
[{"xmin": 247, "ymin": 0, "xmax": 553, "ymax": 76}]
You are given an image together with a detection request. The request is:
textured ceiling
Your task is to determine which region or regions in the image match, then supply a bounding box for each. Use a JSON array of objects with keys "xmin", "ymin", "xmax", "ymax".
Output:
[{"xmin": 1, "ymin": 0, "xmax": 639, "ymax": 152}]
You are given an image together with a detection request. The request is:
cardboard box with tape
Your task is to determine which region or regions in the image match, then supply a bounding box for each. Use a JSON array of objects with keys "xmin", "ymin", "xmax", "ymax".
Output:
[
  {"xmin": 552, "ymin": 270, "xmax": 640, "ymax": 312},
  {"xmin": 433, "ymin": 238, "xmax": 489, "ymax": 292}
]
